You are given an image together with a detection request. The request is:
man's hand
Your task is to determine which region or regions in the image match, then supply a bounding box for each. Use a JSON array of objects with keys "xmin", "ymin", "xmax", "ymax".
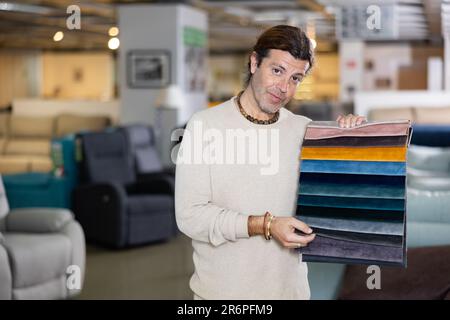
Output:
[
  {"xmin": 270, "ymin": 217, "xmax": 316, "ymax": 249},
  {"xmin": 336, "ymin": 114, "xmax": 366, "ymax": 128}
]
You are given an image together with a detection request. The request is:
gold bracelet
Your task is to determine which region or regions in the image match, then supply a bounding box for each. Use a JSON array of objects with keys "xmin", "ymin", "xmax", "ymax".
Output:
[
  {"xmin": 267, "ymin": 214, "xmax": 275, "ymax": 240},
  {"xmin": 263, "ymin": 211, "xmax": 271, "ymax": 240}
]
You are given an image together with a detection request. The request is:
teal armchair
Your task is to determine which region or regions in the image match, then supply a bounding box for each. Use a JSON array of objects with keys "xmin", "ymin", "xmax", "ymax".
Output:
[{"xmin": 3, "ymin": 135, "xmax": 78, "ymax": 209}]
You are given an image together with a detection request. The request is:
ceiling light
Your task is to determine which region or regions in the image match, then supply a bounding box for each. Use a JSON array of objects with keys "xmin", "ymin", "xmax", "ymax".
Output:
[
  {"xmin": 53, "ymin": 31, "xmax": 64, "ymax": 42},
  {"xmin": 108, "ymin": 37, "xmax": 120, "ymax": 50},
  {"xmin": 108, "ymin": 27, "xmax": 119, "ymax": 37}
]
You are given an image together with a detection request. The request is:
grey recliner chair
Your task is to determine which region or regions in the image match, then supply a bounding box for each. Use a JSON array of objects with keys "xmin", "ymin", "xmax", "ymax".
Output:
[
  {"xmin": 120, "ymin": 123, "xmax": 176, "ymax": 177},
  {"xmin": 0, "ymin": 176, "xmax": 85, "ymax": 300},
  {"xmin": 73, "ymin": 130, "xmax": 176, "ymax": 249},
  {"xmin": 120, "ymin": 124, "xmax": 178, "ymax": 237}
]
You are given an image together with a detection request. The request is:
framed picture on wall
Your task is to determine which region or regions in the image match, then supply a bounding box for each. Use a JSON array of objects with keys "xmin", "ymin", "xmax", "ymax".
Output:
[{"xmin": 127, "ymin": 50, "xmax": 170, "ymax": 88}]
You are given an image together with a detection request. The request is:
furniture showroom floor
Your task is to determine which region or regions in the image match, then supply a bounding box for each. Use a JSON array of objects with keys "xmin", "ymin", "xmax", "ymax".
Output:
[{"xmin": 78, "ymin": 234, "xmax": 194, "ymax": 299}]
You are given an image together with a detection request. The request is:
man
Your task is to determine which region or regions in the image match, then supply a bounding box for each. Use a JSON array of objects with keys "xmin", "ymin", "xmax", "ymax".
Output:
[{"xmin": 175, "ymin": 25, "xmax": 366, "ymax": 300}]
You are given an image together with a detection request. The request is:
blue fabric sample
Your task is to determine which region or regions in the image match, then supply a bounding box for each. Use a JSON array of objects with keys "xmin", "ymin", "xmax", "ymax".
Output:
[
  {"xmin": 300, "ymin": 160, "xmax": 406, "ymax": 176},
  {"xmin": 298, "ymin": 195, "xmax": 405, "ymax": 211}
]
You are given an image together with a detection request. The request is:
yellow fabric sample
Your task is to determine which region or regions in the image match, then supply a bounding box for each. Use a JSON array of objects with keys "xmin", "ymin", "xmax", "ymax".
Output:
[{"xmin": 301, "ymin": 146, "xmax": 407, "ymax": 162}]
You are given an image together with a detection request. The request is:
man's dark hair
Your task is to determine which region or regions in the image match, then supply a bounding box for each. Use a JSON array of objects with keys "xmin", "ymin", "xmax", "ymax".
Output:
[{"xmin": 244, "ymin": 25, "xmax": 315, "ymax": 87}]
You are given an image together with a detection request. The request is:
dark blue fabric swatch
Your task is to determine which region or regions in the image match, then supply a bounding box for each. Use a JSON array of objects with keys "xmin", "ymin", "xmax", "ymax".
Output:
[{"xmin": 298, "ymin": 195, "xmax": 405, "ymax": 211}]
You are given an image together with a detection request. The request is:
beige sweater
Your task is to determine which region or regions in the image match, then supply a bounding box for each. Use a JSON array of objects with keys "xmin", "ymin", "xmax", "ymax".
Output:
[{"xmin": 175, "ymin": 96, "xmax": 312, "ymax": 300}]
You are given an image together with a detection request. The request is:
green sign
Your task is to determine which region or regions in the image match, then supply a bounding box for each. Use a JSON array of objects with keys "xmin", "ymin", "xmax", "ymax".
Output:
[{"xmin": 183, "ymin": 26, "xmax": 206, "ymax": 47}]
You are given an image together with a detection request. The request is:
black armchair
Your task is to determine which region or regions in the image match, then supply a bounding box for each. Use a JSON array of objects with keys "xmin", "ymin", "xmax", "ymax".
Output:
[{"xmin": 72, "ymin": 131, "xmax": 175, "ymax": 248}]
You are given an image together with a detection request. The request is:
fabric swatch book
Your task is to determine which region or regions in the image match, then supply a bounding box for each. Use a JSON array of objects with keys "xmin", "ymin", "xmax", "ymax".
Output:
[{"xmin": 296, "ymin": 120, "xmax": 412, "ymax": 267}]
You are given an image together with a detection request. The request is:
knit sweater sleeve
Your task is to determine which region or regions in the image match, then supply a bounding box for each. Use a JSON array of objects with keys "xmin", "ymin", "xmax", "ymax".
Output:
[{"xmin": 174, "ymin": 112, "xmax": 249, "ymax": 246}]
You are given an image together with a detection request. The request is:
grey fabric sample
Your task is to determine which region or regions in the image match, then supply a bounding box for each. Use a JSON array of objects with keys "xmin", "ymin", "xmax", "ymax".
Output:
[
  {"xmin": 298, "ymin": 215, "xmax": 404, "ymax": 236},
  {"xmin": 300, "ymin": 235, "xmax": 404, "ymax": 265},
  {"xmin": 301, "ymin": 254, "xmax": 405, "ymax": 267},
  {"xmin": 309, "ymin": 228, "xmax": 403, "ymax": 247}
]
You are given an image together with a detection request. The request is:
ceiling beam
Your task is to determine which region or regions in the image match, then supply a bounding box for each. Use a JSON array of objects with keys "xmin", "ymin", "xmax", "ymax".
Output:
[{"xmin": 297, "ymin": 0, "xmax": 334, "ymax": 20}]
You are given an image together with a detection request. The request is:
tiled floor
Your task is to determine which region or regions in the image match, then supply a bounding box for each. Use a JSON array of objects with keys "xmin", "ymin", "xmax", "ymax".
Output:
[{"xmin": 78, "ymin": 234, "xmax": 195, "ymax": 299}]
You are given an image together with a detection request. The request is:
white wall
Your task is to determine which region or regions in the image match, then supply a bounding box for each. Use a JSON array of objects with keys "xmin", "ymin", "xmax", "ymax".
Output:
[
  {"xmin": 178, "ymin": 5, "xmax": 208, "ymax": 125},
  {"xmin": 118, "ymin": 4, "xmax": 207, "ymax": 126},
  {"xmin": 355, "ymin": 91, "xmax": 450, "ymax": 117},
  {"xmin": 118, "ymin": 4, "xmax": 207, "ymax": 166},
  {"xmin": 428, "ymin": 57, "xmax": 443, "ymax": 91},
  {"xmin": 363, "ymin": 43, "xmax": 411, "ymax": 90},
  {"xmin": 118, "ymin": 5, "xmax": 177, "ymax": 126},
  {"xmin": 339, "ymin": 41, "xmax": 364, "ymax": 103}
]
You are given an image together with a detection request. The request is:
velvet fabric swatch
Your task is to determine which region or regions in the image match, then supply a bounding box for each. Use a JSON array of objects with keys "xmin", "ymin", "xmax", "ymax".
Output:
[
  {"xmin": 299, "ymin": 235, "xmax": 405, "ymax": 265},
  {"xmin": 303, "ymin": 228, "xmax": 403, "ymax": 246},
  {"xmin": 300, "ymin": 172, "xmax": 406, "ymax": 185},
  {"xmin": 301, "ymin": 146, "xmax": 407, "ymax": 162},
  {"xmin": 296, "ymin": 215, "xmax": 404, "ymax": 236},
  {"xmin": 300, "ymin": 160, "xmax": 406, "ymax": 176},
  {"xmin": 299, "ymin": 173, "xmax": 405, "ymax": 199},
  {"xmin": 302, "ymin": 135, "xmax": 408, "ymax": 147},
  {"xmin": 296, "ymin": 205, "xmax": 405, "ymax": 221},
  {"xmin": 298, "ymin": 195, "xmax": 405, "ymax": 211},
  {"xmin": 304, "ymin": 120, "xmax": 411, "ymax": 140},
  {"xmin": 297, "ymin": 120, "xmax": 411, "ymax": 267},
  {"xmin": 300, "ymin": 254, "xmax": 404, "ymax": 266}
]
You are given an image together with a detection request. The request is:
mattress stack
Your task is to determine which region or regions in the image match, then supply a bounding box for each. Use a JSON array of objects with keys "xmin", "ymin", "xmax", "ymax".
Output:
[{"xmin": 297, "ymin": 120, "xmax": 412, "ymax": 266}]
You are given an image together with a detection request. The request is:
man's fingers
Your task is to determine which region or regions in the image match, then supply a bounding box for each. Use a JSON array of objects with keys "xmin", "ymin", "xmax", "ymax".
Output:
[
  {"xmin": 345, "ymin": 114, "xmax": 353, "ymax": 128},
  {"xmin": 337, "ymin": 114, "xmax": 366, "ymax": 128},
  {"xmin": 337, "ymin": 115, "xmax": 346, "ymax": 127},
  {"xmin": 356, "ymin": 115, "xmax": 366, "ymax": 126},
  {"xmin": 287, "ymin": 242, "xmax": 306, "ymax": 249},
  {"xmin": 286, "ymin": 233, "xmax": 316, "ymax": 244},
  {"xmin": 284, "ymin": 234, "xmax": 316, "ymax": 249},
  {"xmin": 292, "ymin": 218, "xmax": 313, "ymax": 234},
  {"xmin": 338, "ymin": 114, "xmax": 353, "ymax": 128}
]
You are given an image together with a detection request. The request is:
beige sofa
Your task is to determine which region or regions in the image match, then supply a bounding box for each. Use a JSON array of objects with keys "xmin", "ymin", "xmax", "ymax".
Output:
[
  {"xmin": 0, "ymin": 113, "xmax": 111, "ymax": 174},
  {"xmin": 368, "ymin": 106, "xmax": 450, "ymax": 124}
]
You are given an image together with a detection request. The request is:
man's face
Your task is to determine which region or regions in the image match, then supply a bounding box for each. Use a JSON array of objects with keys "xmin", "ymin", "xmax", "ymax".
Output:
[{"xmin": 249, "ymin": 49, "xmax": 310, "ymax": 114}]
